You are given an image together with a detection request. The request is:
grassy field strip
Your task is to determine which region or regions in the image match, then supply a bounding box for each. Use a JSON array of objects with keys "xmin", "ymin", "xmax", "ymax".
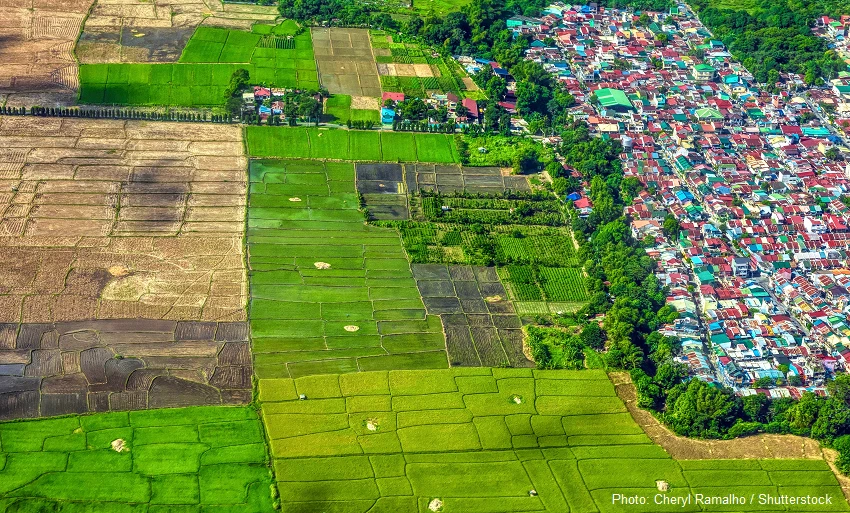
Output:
[
  {"xmin": 79, "ymin": 24, "xmax": 319, "ymax": 106},
  {"xmin": 324, "ymin": 94, "xmax": 381, "ymax": 124},
  {"xmin": 248, "ymin": 159, "xmax": 450, "ymax": 378},
  {"xmin": 259, "ymin": 368, "xmax": 850, "ymax": 513},
  {"xmin": 245, "ymin": 127, "xmax": 460, "ymax": 163},
  {"xmin": 0, "ymin": 406, "xmax": 274, "ymax": 512}
]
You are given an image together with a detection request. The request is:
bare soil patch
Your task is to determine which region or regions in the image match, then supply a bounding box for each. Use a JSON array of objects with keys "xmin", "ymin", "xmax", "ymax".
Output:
[
  {"xmin": 0, "ymin": 319, "xmax": 253, "ymax": 419},
  {"xmin": 412, "ymin": 263, "xmax": 530, "ymax": 368},
  {"xmin": 381, "ymin": 63, "xmax": 435, "ymax": 77},
  {"xmin": 351, "ymin": 96, "xmax": 380, "ymax": 110}
]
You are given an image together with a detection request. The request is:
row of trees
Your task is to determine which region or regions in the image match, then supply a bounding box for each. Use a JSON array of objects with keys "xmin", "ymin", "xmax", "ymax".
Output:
[
  {"xmin": 345, "ymin": 119, "xmax": 377, "ymax": 129},
  {"xmin": 0, "ymin": 106, "xmax": 27, "ymax": 115},
  {"xmin": 391, "ymin": 120, "xmax": 458, "ymax": 133},
  {"xmin": 278, "ymin": 0, "xmax": 399, "ymax": 30},
  {"xmin": 1, "ymin": 105, "xmax": 229, "ymax": 122}
]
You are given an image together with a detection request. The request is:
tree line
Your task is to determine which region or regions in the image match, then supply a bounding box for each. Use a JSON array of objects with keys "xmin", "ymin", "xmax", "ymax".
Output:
[{"xmin": 0, "ymin": 105, "xmax": 233, "ymax": 123}]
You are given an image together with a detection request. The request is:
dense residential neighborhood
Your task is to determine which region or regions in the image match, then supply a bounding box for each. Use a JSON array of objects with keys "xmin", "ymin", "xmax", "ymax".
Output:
[
  {"xmin": 491, "ymin": 1, "xmax": 850, "ymax": 396},
  {"xmin": 235, "ymin": 2, "xmax": 850, "ymax": 396}
]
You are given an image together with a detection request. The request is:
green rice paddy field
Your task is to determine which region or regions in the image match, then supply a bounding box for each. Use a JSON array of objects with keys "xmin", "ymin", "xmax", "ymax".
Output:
[
  {"xmin": 248, "ymin": 159, "xmax": 450, "ymax": 378},
  {"xmin": 324, "ymin": 95, "xmax": 382, "ymax": 124},
  {"xmin": 2, "ymin": 134, "xmax": 847, "ymax": 511},
  {"xmin": 79, "ymin": 24, "xmax": 319, "ymax": 106},
  {"xmin": 259, "ymin": 368, "xmax": 850, "ymax": 513},
  {"xmin": 245, "ymin": 127, "xmax": 460, "ymax": 163},
  {"xmin": 2, "ymin": 373, "xmax": 849, "ymax": 512},
  {"xmin": 0, "ymin": 406, "xmax": 274, "ymax": 512}
]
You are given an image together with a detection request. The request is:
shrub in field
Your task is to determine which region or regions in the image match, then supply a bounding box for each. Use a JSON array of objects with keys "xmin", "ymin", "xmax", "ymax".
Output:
[{"xmin": 524, "ymin": 326, "xmax": 587, "ymax": 370}]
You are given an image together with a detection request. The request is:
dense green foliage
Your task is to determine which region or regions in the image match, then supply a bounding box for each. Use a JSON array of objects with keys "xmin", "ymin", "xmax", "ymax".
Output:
[
  {"xmin": 472, "ymin": 61, "xmax": 576, "ymax": 132},
  {"xmin": 601, "ymin": 0, "xmax": 673, "ymax": 10},
  {"xmin": 690, "ymin": 0, "xmax": 848, "ymax": 83},
  {"xmin": 631, "ymin": 365, "xmax": 850, "ymax": 449},
  {"xmin": 524, "ymin": 326, "xmax": 588, "ymax": 369},
  {"xmin": 552, "ymin": 122, "xmax": 676, "ymax": 375}
]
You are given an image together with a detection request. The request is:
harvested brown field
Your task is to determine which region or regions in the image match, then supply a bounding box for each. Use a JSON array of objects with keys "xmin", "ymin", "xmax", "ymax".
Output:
[
  {"xmin": 462, "ymin": 77, "xmax": 479, "ymax": 91},
  {"xmin": 76, "ymin": 0, "xmax": 280, "ymax": 63},
  {"xmin": 378, "ymin": 63, "xmax": 437, "ymax": 78},
  {"xmin": 351, "ymin": 95, "xmax": 380, "ymax": 110},
  {"xmin": 0, "ymin": 0, "xmax": 94, "ymax": 106},
  {"xmin": 0, "ymin": 320, "xmax": 252, "ymax": 419},
  {"xmin": 0, "ymin": 116, "xmax": 248, "ymax": 324},
  {"xmin": 312, "ymin": 27, "xmax": 381, "ymax": 97}
]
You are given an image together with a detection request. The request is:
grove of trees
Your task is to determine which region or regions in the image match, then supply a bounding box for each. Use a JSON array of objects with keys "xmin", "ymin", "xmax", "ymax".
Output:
[{"xmin": 689, "ymin": 0, "xmax": 848, "ymax": 84}]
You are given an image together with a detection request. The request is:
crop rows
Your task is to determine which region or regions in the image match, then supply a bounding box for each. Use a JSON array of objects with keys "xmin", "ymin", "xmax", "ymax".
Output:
[
  {"xmin": 384, "ymin": 186, "xmax": 589, "ymax": 310},
  {"xmin": 424, "ymin": 196, "xmax": 566, "ymax": 226},
  {"xmin": 494, "ymin": 234, "xmax": 578, "ymax": 267},
  {"xmin": 499, "ymin": 265, "xmax": 589, "ymax": 303},
  {"xmin": 540, "ymin": 267, "xmax": 589, "ymax": 302},
  {"xmin": 259, "ymin": 36, "xmax": 296, "ymax": 49},
  {"xmin": 380, "ymin": 64, "xmax": 464, "ymax": 97}
]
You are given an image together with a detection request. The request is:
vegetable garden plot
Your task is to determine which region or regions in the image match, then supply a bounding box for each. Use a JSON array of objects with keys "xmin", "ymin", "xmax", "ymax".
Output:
[
  {"xmin": 0, "ymin": 406, "xmax": 274, "ymax": 511},
  {"xmin": 376, "ymin": 187, "xmax": 588, "ymax": 313},
  {"xmin": 259, "ymin": 368, "xmax": 850, "ymax": 513},
  {"xmin": 411, "ymin": 263, "xmax": 530, "ymax": 368},
  {"xmin": 248, "ymin": 159, "xmax": 448, "ymax": 378}
]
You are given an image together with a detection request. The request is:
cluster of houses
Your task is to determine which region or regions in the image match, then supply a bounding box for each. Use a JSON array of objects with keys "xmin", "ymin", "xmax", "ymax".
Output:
[
  {"xmin": 241, "ymin": 86, "xmax": 327, "ymax": 121},
  {"xmin": 508, "ymin": 2, "xmax": 850, "ymax": 395},
  {"xmin": 379, "ymin": 91, "xmax": 480, "ymax": 125},
  {"xmin": 242, "ymin": 86, "xmax": 484, "ymax": 126}
]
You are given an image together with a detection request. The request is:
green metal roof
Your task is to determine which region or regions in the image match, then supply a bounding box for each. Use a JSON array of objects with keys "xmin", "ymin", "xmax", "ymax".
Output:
[
  {"xmin": 695, "ymin": 107, "xmax": 723, "ymax": 120},
  {"xmin": 595, "ymin": 88, "xmax": 634, "ymax": 110}
]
